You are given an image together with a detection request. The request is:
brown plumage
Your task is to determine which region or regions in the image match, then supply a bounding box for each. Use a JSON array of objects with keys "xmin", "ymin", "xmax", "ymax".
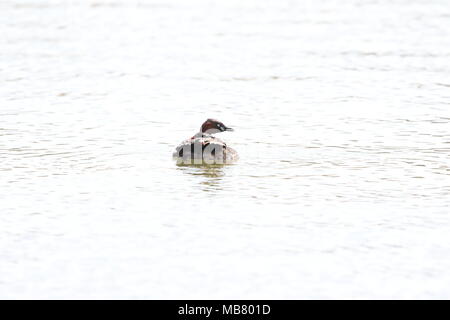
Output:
[{"xmin": 173, "ymin": 119, "xmax": 238, "ymax": 165}]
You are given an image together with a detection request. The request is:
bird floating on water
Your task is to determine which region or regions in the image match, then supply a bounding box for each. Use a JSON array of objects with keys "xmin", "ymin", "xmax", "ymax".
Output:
[{"xmin": 173, "ymin": 119, "xmax": 238, "ymax": 165}]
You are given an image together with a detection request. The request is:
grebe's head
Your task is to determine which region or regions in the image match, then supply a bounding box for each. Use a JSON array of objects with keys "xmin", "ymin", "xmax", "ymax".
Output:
[{"xmin": 201, "ymin": 119, "xmax": 234, "ymax": 134}]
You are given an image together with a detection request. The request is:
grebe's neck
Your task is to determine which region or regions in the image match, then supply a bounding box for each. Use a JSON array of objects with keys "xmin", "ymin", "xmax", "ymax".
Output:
[{"xmin": 192, "ymin": 131, "xmax": 213, "ymax": 139}]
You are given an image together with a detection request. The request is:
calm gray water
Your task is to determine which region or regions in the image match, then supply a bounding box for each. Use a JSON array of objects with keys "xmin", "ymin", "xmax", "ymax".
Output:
[{"xmin": 1, "ymin": 0, "xmax": 450, "ymax": 299}]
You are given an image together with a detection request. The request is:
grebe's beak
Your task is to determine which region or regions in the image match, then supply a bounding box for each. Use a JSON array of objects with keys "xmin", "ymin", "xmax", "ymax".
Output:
[{"xmin": 224, "ymin": 126, "xmax": 234, "ymax": 131}]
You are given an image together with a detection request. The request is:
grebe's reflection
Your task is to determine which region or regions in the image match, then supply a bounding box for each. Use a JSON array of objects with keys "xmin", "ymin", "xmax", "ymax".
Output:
[{"xmin": 176, "ymin": 163, "xmax": 230, "ymax": 192}]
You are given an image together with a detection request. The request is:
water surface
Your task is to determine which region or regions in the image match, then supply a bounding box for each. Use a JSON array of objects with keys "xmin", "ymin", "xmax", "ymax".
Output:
[{"xmin": 1, "ymin": 0, "xmax": 450, "ymax": 299}]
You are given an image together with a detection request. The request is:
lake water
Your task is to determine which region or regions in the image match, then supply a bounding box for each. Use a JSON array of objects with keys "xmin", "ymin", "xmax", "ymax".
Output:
[{"xmin": 1, "ymin": 0, "xmax": 449, "ymax": 299}]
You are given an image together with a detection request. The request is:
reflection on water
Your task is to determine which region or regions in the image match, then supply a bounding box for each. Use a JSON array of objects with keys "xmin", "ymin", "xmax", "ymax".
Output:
[
  {"xmin": 1, "ymin": 0, "xmax": 450, "ymax": 299},
  {"xmin": 177, "ymin": 164, "xmax": 228, "ymax": 192}
]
